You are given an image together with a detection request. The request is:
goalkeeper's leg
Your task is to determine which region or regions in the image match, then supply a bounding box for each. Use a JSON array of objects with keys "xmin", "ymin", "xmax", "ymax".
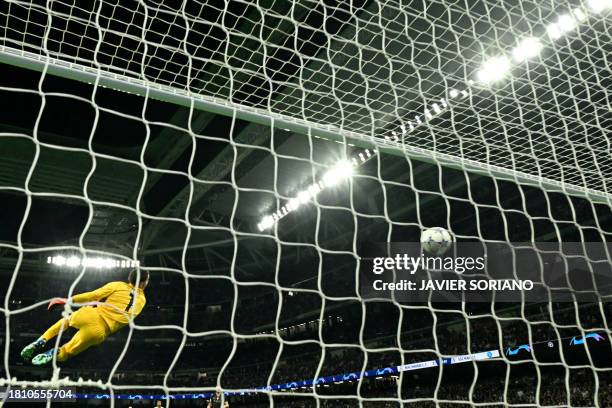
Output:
[
  {"xmin": 20, "ymin": 317, "xmax": 70, "ymax": 360},
  {"xmin": 30, "ymin": 307, "xmax": 109, "ymax": 365}
]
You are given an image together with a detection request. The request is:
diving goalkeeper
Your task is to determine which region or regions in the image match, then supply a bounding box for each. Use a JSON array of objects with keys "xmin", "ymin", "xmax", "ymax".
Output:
[{"xmin": 20, "ymin": 270, "xmax": 149, "ymax": 365}]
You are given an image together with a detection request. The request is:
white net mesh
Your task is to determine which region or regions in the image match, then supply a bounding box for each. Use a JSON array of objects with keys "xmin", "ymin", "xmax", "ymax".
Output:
[
  {"xmin": 0, "ymin": 0, "xmax": 611, "ymax": 407},
  {"xmin": 1, "ymin": 0, "xmax": 611, "ymax": 201}
]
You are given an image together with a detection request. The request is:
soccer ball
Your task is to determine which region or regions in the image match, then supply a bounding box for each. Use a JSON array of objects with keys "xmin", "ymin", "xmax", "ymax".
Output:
[{"xmin": 420, "ymin": 227, "xmax": 452, "ymax": 256}]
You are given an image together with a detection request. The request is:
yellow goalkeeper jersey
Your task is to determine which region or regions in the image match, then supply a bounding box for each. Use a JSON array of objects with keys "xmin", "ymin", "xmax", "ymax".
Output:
[{"xmin": 71, "ymin": 281, "xmax": 146, "ymax": 333}]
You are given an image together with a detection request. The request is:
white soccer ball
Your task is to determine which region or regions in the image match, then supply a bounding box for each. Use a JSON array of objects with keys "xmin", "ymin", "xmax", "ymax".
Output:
[{"xmin": 420, "ymin": 227, "xmax": 452, "ymax": 256}]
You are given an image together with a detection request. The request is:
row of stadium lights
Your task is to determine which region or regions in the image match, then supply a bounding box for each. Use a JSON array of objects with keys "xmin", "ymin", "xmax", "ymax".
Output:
[
  {"xmin": 476, "ymin": 1, "xmax": 610, "ymax": 83},
  {"xmin": 257, "ymin": 87, "xmax": 471, "ymax": 232},
  {"xmin": 257, "ymin": 157, "xmax": 365, "ymax": 231},
  {"xmin": 258, "ymin": 0, "xmax": 610, "ymax": 232},
  {"xmin": 47, "ymin": 256, "xmax": 140, "ymax": 269}
]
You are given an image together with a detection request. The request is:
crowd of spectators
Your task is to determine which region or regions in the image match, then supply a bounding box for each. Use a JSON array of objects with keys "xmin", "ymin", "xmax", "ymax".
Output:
[{"xmin": 2, "ymin": 276, "xmax": 610, "ymax": 407}]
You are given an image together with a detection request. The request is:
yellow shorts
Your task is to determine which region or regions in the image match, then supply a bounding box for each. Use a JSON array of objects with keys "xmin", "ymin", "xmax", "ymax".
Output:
[{"xmin": 43, "ymin": 306, "xmax": 110, "ymax": 361}]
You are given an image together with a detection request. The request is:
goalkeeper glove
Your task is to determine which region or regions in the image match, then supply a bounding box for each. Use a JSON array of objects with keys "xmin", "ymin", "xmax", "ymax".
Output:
[{"xmin": 47, "ymin": 298, "xmax": 67, "ymax": 311}]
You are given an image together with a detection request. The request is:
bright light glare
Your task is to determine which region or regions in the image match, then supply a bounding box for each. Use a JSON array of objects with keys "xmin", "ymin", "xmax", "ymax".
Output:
[
  {"xmin": 322, "ymin": 160, "xmax": 354, "ymax": 187},
  {"xmin": 258, "ymin": 216, "xmax": 274, "ymax": 232},
  {"xmin": 67, "ymin": 256, "xmax": 80, "ymax": 267},
  {"xmin": 546, "ymin": 23, "xmax": 562, "ymax": 39},
  {"xmin": 307, "ymin": 184, "xmax": 321, "ymax": 196},
  {"xmin": 297, "ymin": 190, "xmax": 311, "ymax": 204},
  {"xmin": 258, "ymin": 160, "xmax": 356, "ymax": 231},
  {"xmin": 588, "ymin": 0, "xmax": 612, "ymax": 12},
  {"xmin": 557, "ymin": 14, "xmax": 577, "ymax": 32},
  {"xmin": 512, "ymin": 37, "xmax": 543, "ymax": 62},
  {"xmin": 477, "ymin": 56, "xmax": 511, "ymax": 83},
  {"xmin": 47, "ymin": 255, "xmax": 138, "ymax": 269},
  {"xmin": 287, "ymin": 198, "xmax": 301, "ymax": 211},
  {"xmin": 573, "ymin": 8, "xmax": 587, "ymax": 21}
]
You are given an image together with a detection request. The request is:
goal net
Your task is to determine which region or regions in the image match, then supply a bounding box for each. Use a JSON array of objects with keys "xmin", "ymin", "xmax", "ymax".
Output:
[{"xmin": 0, "ymin": 0, "xmax": 610, "ymax": 406}]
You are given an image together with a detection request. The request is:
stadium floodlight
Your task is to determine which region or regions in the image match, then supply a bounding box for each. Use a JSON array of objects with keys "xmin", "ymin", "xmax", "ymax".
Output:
[
  {"xmin": 572, "ymin": 8, "xmax": 587, "ymax": 22},
  {"xmin": 322, "ymin": 160, "xmax": 354, "ymax": 187},
  {"xmin": 66, "ymin": 256, "xmax": 80, "ymax": 267},
  {"xmin": 257, "ymin": 216, "xmax": 275, "ymax": 232},
  {"xmin": 52, "ymin": 255, "xmax": 66, "ymax": 266},
  {"xmin": 47, "ymin": 255, "xmax": 139, "ymax": 269},
  {"xmin": 587, "ymin": 0, "xmax": 612, "ymax": 12},
  {"xmin": 297, "ymin": 190, "xmax": 311, "ymax": 204},
  {"xmin": 307, "ymin": 183, "xmax": 321, "ymax": 197},
  {"xmin": 546, "ymin": 23, "xmax": 563, "ymax": 39},
  {"xmin": 258, "ymin": 158, "xmax": 360, "ymax": 231},
  {"xmin": 512, "ymin": 37, "xmax": 543, "ymax": 62},
  {"xmin": 476, "ymin": 56, "xmax": 511, "ymax": 83},
  {"xmin": 257, "ymin": 86, "xmax": 470, "ymax": 232},
  {"xmin": 287, "ymin": 197, "xmax": 301, "ymax": 211},
  {"xmin": 557, "ymin": 14, "xmax": 577, "ymax": 32}
]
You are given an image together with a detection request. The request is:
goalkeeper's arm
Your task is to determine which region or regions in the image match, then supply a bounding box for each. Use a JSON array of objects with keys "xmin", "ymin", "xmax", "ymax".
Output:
[
  {"xmin": 48, "ymin": 283, "xmax": 116, "ymax": 310},
  {"xmin": 71, "ymin": 283, "xmax": 115, "ymax": 303}
]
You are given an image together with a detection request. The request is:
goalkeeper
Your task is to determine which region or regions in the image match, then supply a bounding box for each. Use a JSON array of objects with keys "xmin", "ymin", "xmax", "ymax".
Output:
[{"xmin": 20, "ymin": 270, "xmax": 149, "ymax": 365}]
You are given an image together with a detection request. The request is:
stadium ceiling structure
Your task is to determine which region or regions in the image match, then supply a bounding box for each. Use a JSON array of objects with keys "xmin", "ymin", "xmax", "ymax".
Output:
[{"xmin": 2, "ymin": 0, "xmax": 610, "ymax": 196}]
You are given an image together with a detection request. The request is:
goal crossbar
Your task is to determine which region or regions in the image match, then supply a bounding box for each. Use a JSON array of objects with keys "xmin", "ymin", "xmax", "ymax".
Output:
[{"xmin": 1, "ymin": 45, "xmax": 609, "ymax": 206}]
